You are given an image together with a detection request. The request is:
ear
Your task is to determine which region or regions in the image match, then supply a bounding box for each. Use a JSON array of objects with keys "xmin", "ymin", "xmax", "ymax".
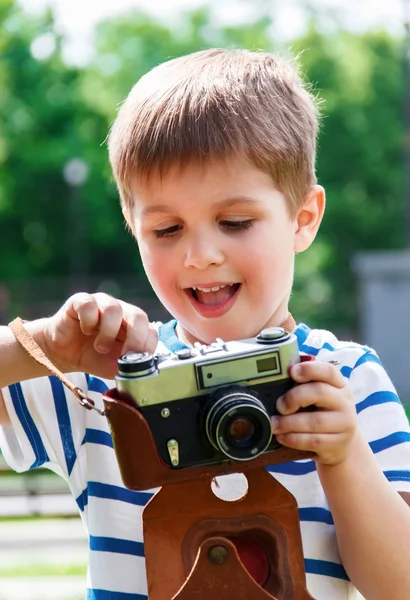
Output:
[{"xmin": 293, "ymin": 185, "xmax": 326, "ymax": 253}]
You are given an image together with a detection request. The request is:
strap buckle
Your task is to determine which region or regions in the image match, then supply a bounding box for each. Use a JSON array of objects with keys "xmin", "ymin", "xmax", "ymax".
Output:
[{"xmin": 75, "ymin": 388, "xmax": 108, "ymax": 416}]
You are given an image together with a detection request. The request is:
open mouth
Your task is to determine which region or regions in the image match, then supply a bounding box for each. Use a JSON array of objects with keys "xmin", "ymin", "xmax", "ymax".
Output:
[{"xmin": 187, "ymin": 283, "xmax": 241, "ymax": 307}]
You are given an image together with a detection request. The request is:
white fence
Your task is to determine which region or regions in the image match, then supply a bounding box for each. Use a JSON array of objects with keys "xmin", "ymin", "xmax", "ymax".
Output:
[{"xmin": 0, "ymin": 455, "xmax": 77, "ymax": 517}]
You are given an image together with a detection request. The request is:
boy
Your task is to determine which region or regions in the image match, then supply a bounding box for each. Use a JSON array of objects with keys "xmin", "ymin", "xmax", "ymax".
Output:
[{"xmin": 1, "ymin": 48, "xmax": 410, "ymax": 600}]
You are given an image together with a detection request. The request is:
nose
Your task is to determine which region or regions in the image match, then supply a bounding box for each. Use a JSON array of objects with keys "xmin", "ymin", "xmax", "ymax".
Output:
[{"xmin": 183, "ymin": 231, "xmax": 225, "ymax": 270}]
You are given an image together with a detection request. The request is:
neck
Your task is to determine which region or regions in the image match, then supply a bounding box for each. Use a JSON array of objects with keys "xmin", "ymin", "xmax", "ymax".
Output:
[{"xmin": 176, "ymin": 313, "xmax": 296, "ymax": 347}]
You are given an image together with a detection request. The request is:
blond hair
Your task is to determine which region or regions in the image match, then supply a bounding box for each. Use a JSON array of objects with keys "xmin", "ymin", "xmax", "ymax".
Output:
[{"xmin": 108, "ymin": 48, "xmax": 320, "ymax": 217}]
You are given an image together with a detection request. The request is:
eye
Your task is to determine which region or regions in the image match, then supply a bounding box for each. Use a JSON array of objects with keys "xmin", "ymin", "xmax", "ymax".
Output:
[
  {"xmin": 153, "ymin": 224, "xmax": 182, "ymax": 239},
  {"xmin": 220, "ymin": 220, "xmax": 254, "ymax": 231}
]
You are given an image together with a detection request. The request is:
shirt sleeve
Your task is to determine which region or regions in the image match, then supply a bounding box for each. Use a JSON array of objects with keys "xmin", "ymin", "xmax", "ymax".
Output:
[
  {"xmin": 0, "ymin": 373, "xmax": 91, "ymax": 478},
  {"xmin": 348, "ymin": 349, "xmax": 410, "ymax": 493}
]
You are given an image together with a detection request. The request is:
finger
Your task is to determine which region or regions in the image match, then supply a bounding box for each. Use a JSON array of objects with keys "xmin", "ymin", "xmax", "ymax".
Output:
[
  {"xmin": 290, "ymin": 361, "xmax": 345, "ymax": 389},
  {"xmin": 275, "ymin": 431, "xmax": 348, "ymax": 454},
  {"xmin": 144, "ymin": 324, "xmax": 159, "ymax": 354},
  {"xmin": 271, "ymin": 410, "xmax": 348, "ymax": 435},
  {"xmin": 94, "ymin": 298, "xmax": 124, "ymax": 353},
  {"xmin": 68, "ymin": 293, "xmax": 100, "ymax": 336},
  {"xmin": 276, "ymin": 381, "xmax": 350, "ymax": 414},
  {"xmin": 120, "ymin": 308, "xmax": 152, "ymax": 353}
]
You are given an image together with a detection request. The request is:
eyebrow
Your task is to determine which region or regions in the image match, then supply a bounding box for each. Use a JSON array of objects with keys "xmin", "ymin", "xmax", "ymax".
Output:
[{"xmin": 140, "ymin": 196, "xmax": 261, "ymax": 217}]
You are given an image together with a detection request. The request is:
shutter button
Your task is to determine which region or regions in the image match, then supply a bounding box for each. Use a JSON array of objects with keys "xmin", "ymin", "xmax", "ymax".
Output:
[
  {"xmin": 260, "ymin": 327, "xmax": 285, "ymax": 339},
  {"xmin": 257, "ymin": 327, "xmax": 289, "ymax": 344}
]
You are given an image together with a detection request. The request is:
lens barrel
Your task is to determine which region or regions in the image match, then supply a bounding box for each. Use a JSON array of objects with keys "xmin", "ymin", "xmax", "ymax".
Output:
[{"xmin": 204, "ymin": 386, "xmax": 273, "ymax": 461}]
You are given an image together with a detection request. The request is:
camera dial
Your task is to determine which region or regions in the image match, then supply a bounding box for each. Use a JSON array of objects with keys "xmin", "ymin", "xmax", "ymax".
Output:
[{"xmin": 117, "ymin": 352, "xmax": 157, "ymax": 377}]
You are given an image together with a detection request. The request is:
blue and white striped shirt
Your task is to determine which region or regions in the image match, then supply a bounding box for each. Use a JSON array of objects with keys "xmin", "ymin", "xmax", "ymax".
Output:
[{"xmin": 1, "ymin": 320, "xmax": 410, "ymax": 599}]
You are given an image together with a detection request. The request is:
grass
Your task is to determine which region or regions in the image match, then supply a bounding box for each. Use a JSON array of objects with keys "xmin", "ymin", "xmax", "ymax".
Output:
[
  {"xmin": 0, "ymin": 514, "xmax": 77, "ymax": 523},
  {"xmin": 0, "ymin": 564, "xmax": 86, "ymax": 578}
]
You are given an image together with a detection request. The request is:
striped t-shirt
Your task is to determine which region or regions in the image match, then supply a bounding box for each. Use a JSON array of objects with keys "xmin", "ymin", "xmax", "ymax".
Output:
[{"xmin": 1, "ymin": 320, "xmax": 410, "ymax": 600}]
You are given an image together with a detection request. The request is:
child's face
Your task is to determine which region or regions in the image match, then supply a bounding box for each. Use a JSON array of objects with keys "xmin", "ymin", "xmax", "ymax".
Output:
[{"xmin": 129, "ymin": 157, "xmax": 313, "ymax": 345}]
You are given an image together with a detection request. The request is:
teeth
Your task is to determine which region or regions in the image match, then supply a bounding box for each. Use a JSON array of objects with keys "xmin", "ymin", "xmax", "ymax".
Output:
[
  {"xmin": 198, "ymin": 285, "xmax": 226, "ymax": 293},
  {"xmin": 192, "ymin": 284, "xmax": 234, "ymax": 293}
]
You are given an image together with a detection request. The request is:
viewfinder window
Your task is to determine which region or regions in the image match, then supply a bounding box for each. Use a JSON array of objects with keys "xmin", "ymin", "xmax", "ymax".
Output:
[{"xmin": 256, "ymin": 355, "xmax": 278, "ymax": 373}]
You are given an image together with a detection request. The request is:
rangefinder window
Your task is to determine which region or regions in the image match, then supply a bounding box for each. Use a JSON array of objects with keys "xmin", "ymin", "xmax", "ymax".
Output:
[
  {"xmin": 197, "ymin": 351, "xmax": 282, "ymax": 389},
  {"xmin": 257, "ymin": 356, "xmax": 278, "ymax": 374}
]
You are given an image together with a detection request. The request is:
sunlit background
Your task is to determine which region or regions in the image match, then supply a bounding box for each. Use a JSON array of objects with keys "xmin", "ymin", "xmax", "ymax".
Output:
[
  {"xmin": 19, "ymin": 0, "xmax": 405, "ymax": 66},
  {"xmin": 2, "ymin": 0, "xmax": 410, "ymax": 332},
  {"xmin": 1, "ymin": 0, "xmax": 410, "ymax": 598}
]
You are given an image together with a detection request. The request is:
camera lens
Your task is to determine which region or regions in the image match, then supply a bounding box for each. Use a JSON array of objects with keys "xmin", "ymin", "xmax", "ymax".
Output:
[
  {"xmin": 228, "ymin": 417, "xmax": 255, "ymax": 446},
  {"xmin": 204, "ymin": 386, "xmax": 273, "ymax": 461}
]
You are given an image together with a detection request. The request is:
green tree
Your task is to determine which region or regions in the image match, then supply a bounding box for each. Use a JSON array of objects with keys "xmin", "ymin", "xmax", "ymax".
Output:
[
  {"xmin": 291, "ymin": 27, "xmax": 405, "ymax": 331},
  {"xmin": 0, "ymin": 3, "xmax": 406, "ymax": 335}
]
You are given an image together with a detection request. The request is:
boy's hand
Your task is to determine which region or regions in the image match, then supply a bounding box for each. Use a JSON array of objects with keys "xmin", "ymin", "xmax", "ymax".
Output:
[
  {"xmin": 43, "ymin": 292, "xmax": 158, "ymax": 379},
  {"xmin": 270, "ymin": 361, "xmax": 357, "ymax": 466}
]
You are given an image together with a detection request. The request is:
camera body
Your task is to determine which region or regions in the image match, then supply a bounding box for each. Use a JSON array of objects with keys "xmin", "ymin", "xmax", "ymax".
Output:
[{"xmin": 115, "ymin": 327, "xmax": 300, "ymax": 469}]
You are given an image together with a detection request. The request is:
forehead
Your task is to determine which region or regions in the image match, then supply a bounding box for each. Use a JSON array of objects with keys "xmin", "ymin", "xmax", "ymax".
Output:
[{"xmin": 130, "ymin": 157, "xmax": 279, "ymax": 208}]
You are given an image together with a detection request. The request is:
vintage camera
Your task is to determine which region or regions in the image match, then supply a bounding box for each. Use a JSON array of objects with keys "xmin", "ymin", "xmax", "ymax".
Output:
[{"xmin": 115, "ymin": 327, "xmax": 300, "ymax": 469}]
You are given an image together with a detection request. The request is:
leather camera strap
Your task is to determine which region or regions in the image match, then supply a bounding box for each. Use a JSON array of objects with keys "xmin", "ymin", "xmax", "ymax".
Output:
[
  {"xmin": 8, "ymin": 314, "xmax": 297, "ymax": 414},
  {"xmin": 8, "ymin": 317, "xmax": 103, "ymax": 413}
]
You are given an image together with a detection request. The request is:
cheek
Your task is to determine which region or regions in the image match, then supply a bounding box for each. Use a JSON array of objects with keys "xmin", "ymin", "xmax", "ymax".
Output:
[
  {"xmin": 239, "ymin": 230, "xmax": 294, "ymax": 285},
  {"xmin": 139, "ymin": 242, "xmax": 176, "ymax": 292}
]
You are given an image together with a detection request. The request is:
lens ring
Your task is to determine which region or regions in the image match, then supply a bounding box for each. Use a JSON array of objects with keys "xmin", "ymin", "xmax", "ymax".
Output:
[
  {"xmin": 215, "ymin": 404, "xmax": 272, "ymax": 460},
  {"xmin": 205, "ymin": 391, "xmax": 272, "ymax": 461},
  {"xmin": 205, "ymin": 393, "xmax": 254, "ymax": 448}
]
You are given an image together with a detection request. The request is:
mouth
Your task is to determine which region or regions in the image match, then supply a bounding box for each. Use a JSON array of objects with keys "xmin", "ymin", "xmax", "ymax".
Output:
[{"xmin": 187, "ymin": 283, "xmax": 241, "ymax": 306}]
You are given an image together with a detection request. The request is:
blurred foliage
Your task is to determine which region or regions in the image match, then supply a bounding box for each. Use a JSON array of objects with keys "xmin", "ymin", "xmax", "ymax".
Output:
[
  {"xmin": 0, "ymin": 0, "xmax": 406, "ymax": 332},
  {"xmin": 291, "ymin": 25, "xmax": 405, "ymax": 331}
]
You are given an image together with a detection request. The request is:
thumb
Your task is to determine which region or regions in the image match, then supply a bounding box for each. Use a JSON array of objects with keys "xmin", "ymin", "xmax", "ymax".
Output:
[{"xmin": 144, "ymin": 324, "xmax": 158, "ymax": 354}]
